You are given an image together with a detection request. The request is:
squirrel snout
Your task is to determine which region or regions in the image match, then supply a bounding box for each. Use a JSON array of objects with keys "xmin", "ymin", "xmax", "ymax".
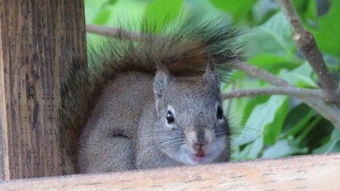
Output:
[
  {"xmin": 187, "ymin": 129, "xmax": 214, "ymax": 149},
  {"xmin": 193, "ymin": 141, "xmax": 207, "ymax": 149},
  {"xmin": 193, "ymin": 141, "xmax": 208, "ymax": 158}
]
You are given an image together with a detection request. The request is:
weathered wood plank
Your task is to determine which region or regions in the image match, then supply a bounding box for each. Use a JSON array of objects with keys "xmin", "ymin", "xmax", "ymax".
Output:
[
  {"xmin": 0, "ymin": 113, "xmax": 3, "ymax": 180},
  {"xmin": 1, "ymin": 154, "xmax": 340, "ymax": 190},
  {"xmin": 0, "ymin": 0, "xmax": 86, "ymax": 179}
]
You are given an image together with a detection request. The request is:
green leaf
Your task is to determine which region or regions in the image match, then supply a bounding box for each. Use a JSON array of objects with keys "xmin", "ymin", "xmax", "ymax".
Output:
[
  {"xmin": 224, "ymin": 74, "xmax": 269, "ymax": 128},
  {"xmin": 304, "ymin": 0, "xmax": 317, "ymax": 22},
  {"xmin": 222, "ymin": 97, "xmax": 249, "ymax": 135},
  {"xmin": 107, "ymin": 0, "xmax": 117, "ymax": 5},
  {"xmin": 262, "ymin": 140, "xmax": 306, "ymax": 159},
  {"xmin": 142, "ymin": 0, "xmax": 183, "ymax": 31},
  {"xmin": 248, "ymin": 54, "xmax": 301, "ymax": 74},
  {"xmin": 263, "ymin": 97, "xmax": 289, "ymax": 145},
  {"xmin": 252, "ymin": 0, "xmax": 277, "ymax": 24},
  {"xmin": 292, "ymin": 0, "xmax": 318, "ymax": 26},
  {"xmin": 210, "ymin": 0, "xmax": 256, "ymax": 21},
  {"xmin": 86, "ymin": 0, "xmax": 150, "ymax": 26},
  {"xmin": 92, "ymin": 6, "xmax": 113, "ymax": 25},
  {"xmin": 279, "ymin": 62, "xmax": 318, "ymax": 88},
  {"xmin": 315, "ymin": 1, "xmax": 340, "ymax": 55},
  {"xmin": 85, "ymin": 0, "xmax": 109, "ymax": 23},
  {"xmin": 234, "ymin": 95, "xmax": 288, "ymax": 146},
  {"xmin": 232, "ymin": 143, "xmax": 252, "ymax": 161},
  {"xmin": 283, "ymin": 104, "xmax": 316, "ymax": 137},
  {"xmin": 300, "ymin": 118, "xmax": 334, "ymax": 150},
  {"xmin": 89, "ymin": 0, "xmax": 119, "ymax": 25},
  {"xmin": 295, "ymin": 116, "xmax": 322, "ymax": 145},
  {"xmin": 313, "ymin": 128, "xmax": 340, "ymax": 154},
  {"xmin": 239, "ymin": 96, "xmax": 269, "ymax": 128},
  {"xmin": 247, "ymin": 137, "xmax": 263, "ymax": 159},
  {"xmin": 186, "ymin": 0, "xmax": 230, "ymax": 22},
  {"xmin": 245, "ymin": 13, "xmax": 295, "ymax": 58}
]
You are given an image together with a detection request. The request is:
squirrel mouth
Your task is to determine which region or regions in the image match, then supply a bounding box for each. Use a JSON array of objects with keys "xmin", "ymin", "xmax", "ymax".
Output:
[{"xmin": 193, "ymin": 150, "xmax": 206, "ymax": 162}]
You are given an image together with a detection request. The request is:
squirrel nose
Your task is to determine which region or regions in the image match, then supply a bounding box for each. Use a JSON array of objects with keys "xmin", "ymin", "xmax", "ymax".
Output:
[
  {"xmin": 194, "ymin": 141, "xmax": 207, "ymax": 149},
  {"xmin": 194, "ymin": 128, "xmax": 207, "ymax": 148}
]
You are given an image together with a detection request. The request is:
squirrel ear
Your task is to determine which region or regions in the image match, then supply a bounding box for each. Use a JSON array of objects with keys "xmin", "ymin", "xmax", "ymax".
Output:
[
  {"xmin": 153, "ymin": 65, "xmax": 171, "ymax": 99},
  {"xmin": 203, "ymin": 58, "xmax": 218, "ymax": 86}
]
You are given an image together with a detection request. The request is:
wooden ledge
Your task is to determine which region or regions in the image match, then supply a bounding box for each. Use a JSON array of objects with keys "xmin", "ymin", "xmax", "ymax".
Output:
[{"xmin": 1, "ymin": 154, "xmax": 340, "ymax": 191}]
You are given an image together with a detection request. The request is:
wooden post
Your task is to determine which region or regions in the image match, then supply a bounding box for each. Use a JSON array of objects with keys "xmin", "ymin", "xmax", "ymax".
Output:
[{"xmin": 0, "ymin": 0, "xmax": 87, "ymax": 179}]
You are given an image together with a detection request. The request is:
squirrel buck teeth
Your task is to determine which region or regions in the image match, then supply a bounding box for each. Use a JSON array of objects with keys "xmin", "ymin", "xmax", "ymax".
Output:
[{"xmin": 59, "ymin": 18, "xmax": 241, "ymax": 174}]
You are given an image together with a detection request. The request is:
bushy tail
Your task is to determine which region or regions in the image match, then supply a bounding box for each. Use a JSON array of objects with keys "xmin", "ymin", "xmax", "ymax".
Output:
[{"xmin": 60, "ymin": 17, "xmax": 241, "ymax": 174}]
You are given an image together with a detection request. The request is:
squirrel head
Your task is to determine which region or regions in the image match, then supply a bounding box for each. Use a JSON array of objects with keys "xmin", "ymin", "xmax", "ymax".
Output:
[{"xmin": 152, "ymin": 59, "xmax": 229, "ymax": 165}]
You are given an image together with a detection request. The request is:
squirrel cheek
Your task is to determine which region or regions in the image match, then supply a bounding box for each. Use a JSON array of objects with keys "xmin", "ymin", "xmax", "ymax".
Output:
[{"xmin": 204, "ymin": 129, "xmax": 214, "ymax": 144}]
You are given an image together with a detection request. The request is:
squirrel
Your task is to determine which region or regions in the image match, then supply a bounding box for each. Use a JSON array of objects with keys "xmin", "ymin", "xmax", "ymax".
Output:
[{"xmin": 59, "ymin": 18, "xmax": 240, "ymax": 174}]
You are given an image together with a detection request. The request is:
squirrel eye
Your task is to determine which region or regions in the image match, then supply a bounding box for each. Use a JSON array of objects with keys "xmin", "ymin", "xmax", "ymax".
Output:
[
  {"xmin": 166, "ymin": 110, "xmax": 175, "ymax": 124},
  {"xmin": 217, "ymin": 105, "xmax": 223, "ymax": 120}
]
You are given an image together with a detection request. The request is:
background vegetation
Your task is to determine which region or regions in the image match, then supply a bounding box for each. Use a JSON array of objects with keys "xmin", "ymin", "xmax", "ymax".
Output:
[{"xmin": 84, "ymin": 0, "xmax": 340, "ymax": 161}]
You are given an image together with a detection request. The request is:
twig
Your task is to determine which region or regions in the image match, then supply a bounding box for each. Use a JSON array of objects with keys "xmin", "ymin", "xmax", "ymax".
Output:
[
  {"xmin": 234, "ymin": 62, "xmax": 291, "ymax": 87},
  {"xmin": 86, "ymin": 24, "xmax": 149, "ymax": 41},
  {"xmin": 276, "ymin": 0, "xmax": 340, "ymax": 105},
  {"xmin": 222, "ymin": 87, "xmax": 325, "ymax": 100},
  {"xmin": 233, "ymin": 62, "xmax": 340, "ymax": 128}
]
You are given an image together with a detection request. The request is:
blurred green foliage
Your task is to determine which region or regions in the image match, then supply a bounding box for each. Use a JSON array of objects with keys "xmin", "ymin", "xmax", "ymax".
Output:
[{"xmin": 84, "ymin": 0, "xmax": 340, "ymax": 161}]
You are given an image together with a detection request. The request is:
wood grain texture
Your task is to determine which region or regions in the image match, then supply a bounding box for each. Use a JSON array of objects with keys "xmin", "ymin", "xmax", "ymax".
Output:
[
  {"xmin": 1, "ymin": 154, "xmax": 340, "ymax": 190},
  {"xmin": 0, "ymin": 114, "xmax": 3, "ymax": 180},
  {"xmin": 0, "ymin": 0, "xmax": 86, "ymax": 179}
]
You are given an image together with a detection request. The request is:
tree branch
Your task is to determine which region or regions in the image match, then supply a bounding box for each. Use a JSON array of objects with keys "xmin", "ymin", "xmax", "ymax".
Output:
[
  {"xmin": 276, "ymin": 0, "xmax": 340, "ymax": 105},
  {"xmin": 222, "ymin": 87, "xmax": 325, "ymax": 100},
  {"xmin": 86, "ymin": 24, "xmax": 149, "ymax": 41},
  {"xmin": 233, "ymin": 62, "xmax": 340, "ymax": 128},
  {"xmin": 233, "ymin": 62, "xmax": 291, "ymax": 87}
]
